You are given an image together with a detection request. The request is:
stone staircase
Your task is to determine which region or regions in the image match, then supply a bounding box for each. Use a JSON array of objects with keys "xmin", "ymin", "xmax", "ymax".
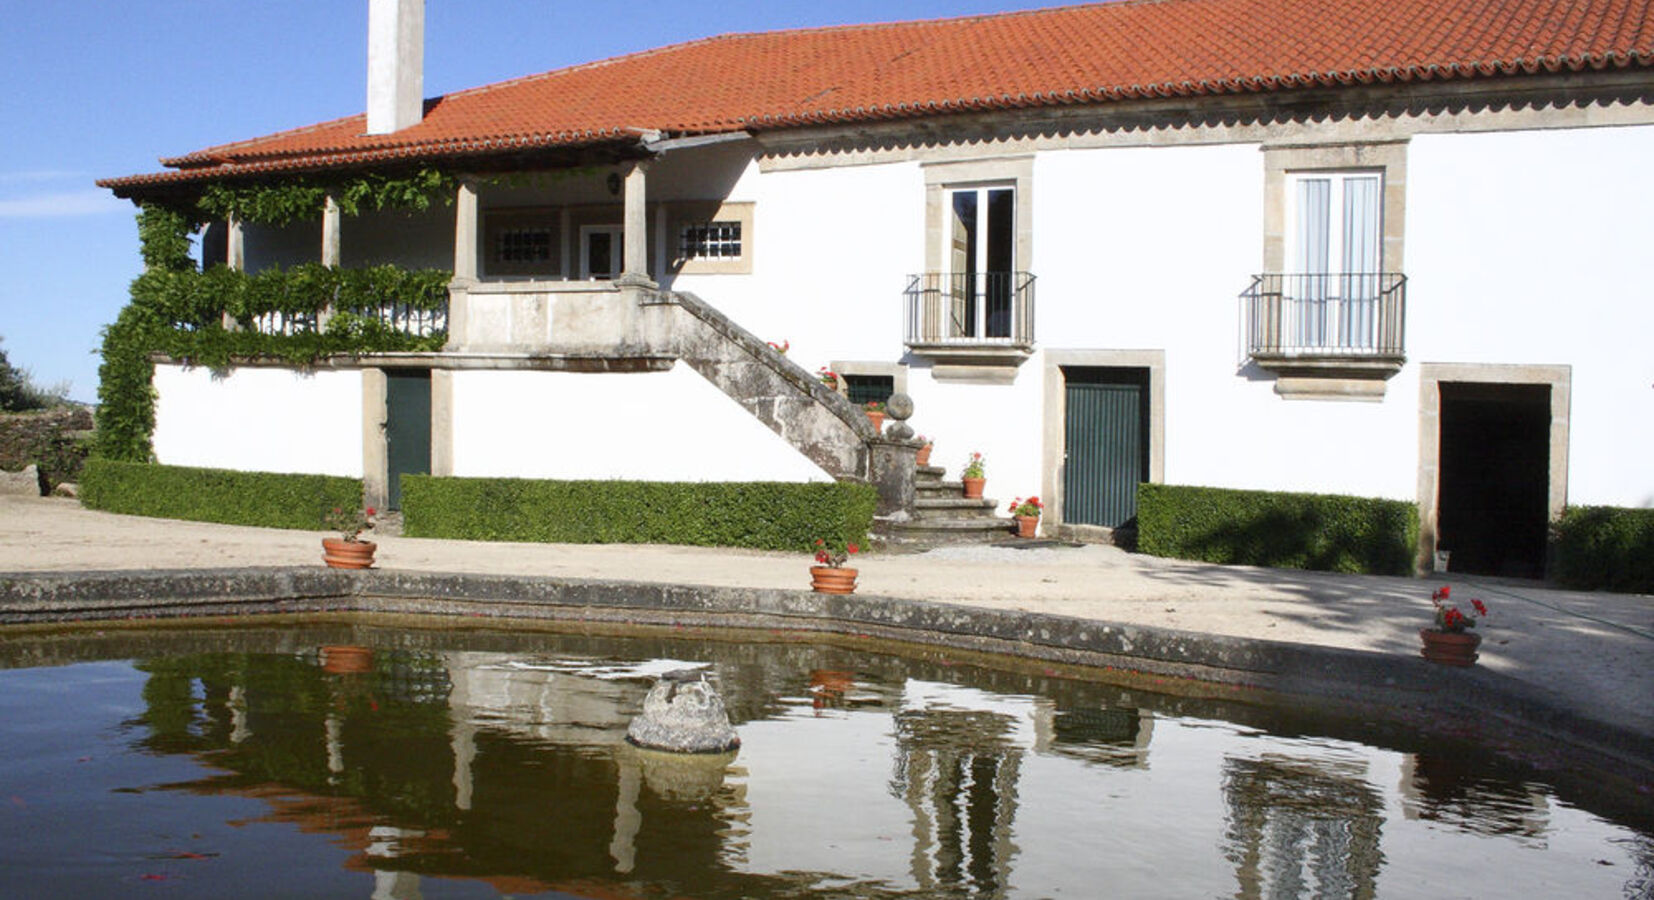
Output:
[{"xmin": 883, "ymin": 464, "xmax": 1016, "ymax": 545}]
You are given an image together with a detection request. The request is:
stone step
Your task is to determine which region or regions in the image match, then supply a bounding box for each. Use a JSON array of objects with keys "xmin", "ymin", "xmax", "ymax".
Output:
[
  {"xmin": 914, "ymin": 497, "xmax": 1002, "ymax": 518},
  {"xmin": 881, "ymin": 516, "xmax": 1018, "ymax": 544}
]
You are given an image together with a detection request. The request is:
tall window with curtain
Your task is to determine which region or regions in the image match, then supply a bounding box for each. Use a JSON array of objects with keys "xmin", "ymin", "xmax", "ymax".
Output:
[{"xmin": 1287, "ymin": 172, "xmax": 1383, "ymax": 351}]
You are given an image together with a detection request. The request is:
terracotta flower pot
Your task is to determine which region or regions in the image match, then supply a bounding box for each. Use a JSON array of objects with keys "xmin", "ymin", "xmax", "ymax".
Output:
[
  {"xmin": 916, "ymin": 444, "xmax": 933, "ymax": 466},
  {"xmin": 1015, "ymin": 515, "xmax": 1039, "ymax": 538},
  {"xmin": 961, "ymin": 477, "xmax": 985, "ymax": 499},
  {"xmin": 1419, "ymin": 628, "xmax": 1481, "ymax": 667},
  {"xmin": 865, "ymin": 411, "xmax": 886, "ymax": 433},
  {"xmin": 810, "ymin": 565, "xmax": 858, "ymax": 594},
  {"xmin": 322, "ymin": 538, "xmax": 377, "ymax": 569}
]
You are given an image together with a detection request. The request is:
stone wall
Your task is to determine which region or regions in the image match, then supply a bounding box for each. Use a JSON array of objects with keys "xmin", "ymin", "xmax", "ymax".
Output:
[{"xmin": 0, "ymin": 407, "xmax": 93, "ymax": 494}]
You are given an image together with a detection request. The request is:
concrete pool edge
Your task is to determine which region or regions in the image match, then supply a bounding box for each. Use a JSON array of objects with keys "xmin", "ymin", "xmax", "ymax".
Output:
[{"xmin": 2, "ymin": 565, "xmax": 1648, "ymax": 780}]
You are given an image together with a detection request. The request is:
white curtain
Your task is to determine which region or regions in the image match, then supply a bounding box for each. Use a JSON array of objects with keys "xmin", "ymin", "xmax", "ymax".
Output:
[
  {"xmin": 1294, "ymin": 178, "xmax": 1330, "ymax": 347},
  {"xmin": 1340, "ymin": 176, "xmax": 1382, "ymax": 348}
]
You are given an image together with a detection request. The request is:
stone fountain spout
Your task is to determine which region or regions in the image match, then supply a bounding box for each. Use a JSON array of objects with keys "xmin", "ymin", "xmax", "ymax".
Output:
[{"xmin": 625, "ymin": 669, "xmax": 740, "ymax": 754}]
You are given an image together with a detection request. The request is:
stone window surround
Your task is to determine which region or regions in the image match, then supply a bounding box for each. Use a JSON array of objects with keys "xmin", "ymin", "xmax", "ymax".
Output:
[
  {"xmin": 1414, "ymin": 362, "xmax": 1571, "ymax": 575},
  {"xmin": 828, "ymin": 360, "xmax": 908, "ymax": 398},
  {"xmin": 1039, "ymin": 349, "xmax": 1166, "ymax": 543},
  {"xmin": 922, "ymin": 155, "xmax": 1034, "ymax": 280},
  {"xmin": 917, "ymin": 156, "xmax": 1036, "ymax": 377},
  {"xmin": 662, "ymin": 200, "xmax": 755, "ymax": 275},
  {"xmin": 1258, "ymin": 139, "xmax": 1410, "ymax": 400}
]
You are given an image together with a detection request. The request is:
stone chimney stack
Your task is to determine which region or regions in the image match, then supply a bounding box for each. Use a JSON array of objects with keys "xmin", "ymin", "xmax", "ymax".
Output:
[{"xmin": 366, "ymin": 0, "xmax": 424, "ymax": 135}]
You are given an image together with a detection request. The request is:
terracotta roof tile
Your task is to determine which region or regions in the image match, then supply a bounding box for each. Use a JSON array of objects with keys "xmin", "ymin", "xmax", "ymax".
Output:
[{"xmin": 102, "ymin": 0, "xmax": 1654, "ymax": 190}]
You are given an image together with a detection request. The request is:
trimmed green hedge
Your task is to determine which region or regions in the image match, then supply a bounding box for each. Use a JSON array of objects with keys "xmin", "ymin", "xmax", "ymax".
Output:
[
  {"xmin": 403, "ymin": 476, "xmax": 877, "ymax": 551},
  {"xmin": 1551, "ymin": 506, "xmax": 1654, "ymax": 594},
  {"xmin": 1137, "ymin": 483, "xmax": 1418, "ymax": 576},
  {"xmin": 80, "ymin": 459, "xmax": 362, "ymax": 531}
]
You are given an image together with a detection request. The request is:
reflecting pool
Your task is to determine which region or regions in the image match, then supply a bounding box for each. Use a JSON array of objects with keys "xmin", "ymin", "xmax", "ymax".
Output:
[{"xmin": 1, "ymin": 620, "xmax": 1649, "ymax": 898}]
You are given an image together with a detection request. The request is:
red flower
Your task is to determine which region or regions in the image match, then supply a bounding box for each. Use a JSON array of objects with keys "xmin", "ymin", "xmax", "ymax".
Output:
[
  {"xmin": 847, "ymin": 543, "xmax": 860, "ymax": 555},
  {"xmin": 1433, "ymin": 586, "xmax": 1450, "ymax": 600},
  {"xmin": 1471, "ymin": 598, "xmax": 1487, "ymax": 616},
  {"xmin": 365, "ymin": 507, "xmax": 376, "ymax": 517},
  {"xmin": 814, "ymin": 551, "xmax": 829, "ymax": 564}
]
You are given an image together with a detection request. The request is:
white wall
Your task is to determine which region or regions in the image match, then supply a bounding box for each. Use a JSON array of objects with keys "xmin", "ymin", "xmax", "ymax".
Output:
[
  {"xmin": 1408, "ymin": 125, "xmax": 1654, "ymax": 508},
  {"xmin": 152, "ymin": 364, "xmax": 363, "ymax": 476},
  {"xmin": 689, "ymin": 161, "xmax": 923, "ymax": 375},
  {"xmin": 448, "ymin": 363, "xmax": 833, "ymax": 482}
]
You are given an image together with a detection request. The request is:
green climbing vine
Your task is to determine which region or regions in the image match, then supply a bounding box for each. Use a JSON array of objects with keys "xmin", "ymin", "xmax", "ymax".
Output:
[
  {"xmin": 198, "ymin": 168, "xmax": 456, "ymax": 226},
  {"xmin": 96, "ymin": 177, "xmax": 456, "ymax": 461}
]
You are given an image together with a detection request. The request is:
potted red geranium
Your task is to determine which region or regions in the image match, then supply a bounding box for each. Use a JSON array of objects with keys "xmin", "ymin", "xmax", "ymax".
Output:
[
  {"xmin": 1008, "ymin": 496, "xmax": 1043, "ymax": 538},
  {"xmin": 809, "ymin": 537, "xmax": 861, "ymax": 594},
  {"xmin": 1420, "ymin": 585, "xmax": 1488, "ymax": 666}
]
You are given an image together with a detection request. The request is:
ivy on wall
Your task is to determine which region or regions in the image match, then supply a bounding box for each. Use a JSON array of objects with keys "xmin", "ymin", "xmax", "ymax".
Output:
[{"xmin": 96, "ymin": 171, "xmax": 458, "ymax": 462}]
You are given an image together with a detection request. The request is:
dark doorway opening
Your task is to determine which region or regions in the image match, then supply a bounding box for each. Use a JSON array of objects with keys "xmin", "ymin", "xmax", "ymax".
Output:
[
  {"xmin": 385, "ymin": 370, "xmax": 432, "ymax": 512},
  {"xmin": 1437, "ymin": 382, "xmax": 1550, "ymax": 578},
  {"xmin": 1063, "ymin": 367, "xmax": 1150, "ymax": 530}
]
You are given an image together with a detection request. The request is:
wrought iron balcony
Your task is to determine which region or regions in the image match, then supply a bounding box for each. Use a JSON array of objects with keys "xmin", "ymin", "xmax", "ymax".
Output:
[
  {"xmin": 904, "ymin": 271, "xmax": 1035, "ymax": 354},
  {"xmin": 1241, "ymin": 273, "xmax": 1406, "ymax": 362}
]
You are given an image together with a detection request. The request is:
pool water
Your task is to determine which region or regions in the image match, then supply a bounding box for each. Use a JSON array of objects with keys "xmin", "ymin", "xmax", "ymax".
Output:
[{"xmin": 1, "ymin": 621, "xmax": 1649, "ymax": 898}]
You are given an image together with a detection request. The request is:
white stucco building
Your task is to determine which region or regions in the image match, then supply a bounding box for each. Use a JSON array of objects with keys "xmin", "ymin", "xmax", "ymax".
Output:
[{"xmin": 102, "ymin": 0, "xmax": 1654, "ymax": 578}]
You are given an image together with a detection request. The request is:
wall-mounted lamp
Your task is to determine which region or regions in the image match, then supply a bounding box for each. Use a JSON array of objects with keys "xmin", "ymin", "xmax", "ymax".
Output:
[{"xmin": 607, "ymin": 172, "xmax": 622, "ymax": 196}]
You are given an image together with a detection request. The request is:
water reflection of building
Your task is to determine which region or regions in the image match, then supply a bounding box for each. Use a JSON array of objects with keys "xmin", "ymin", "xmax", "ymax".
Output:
[
  {"xmin": 1031, "ymin": 698, "xmax": 1153, "ymax": 769},
  {"xmin": 1221, "ymin": 754, "xmax": 1384, "ymax": 900},
  {"xmin": 130, "ymin": 646, "xmax": 1181, "ymax": 898},
  {"xmin": 1399, "ymin": 753, "xmax": 1550, "ymax": 843},
  {"xmin": 892, "ymin": 702, "xmax": 1022, "ymax": 896}
]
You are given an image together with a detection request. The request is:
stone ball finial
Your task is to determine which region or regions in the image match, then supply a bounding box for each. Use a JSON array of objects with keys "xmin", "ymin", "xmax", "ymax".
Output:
[{"xmin": 885, "ymin": 392, "xmax": 914, "ymax": 421}]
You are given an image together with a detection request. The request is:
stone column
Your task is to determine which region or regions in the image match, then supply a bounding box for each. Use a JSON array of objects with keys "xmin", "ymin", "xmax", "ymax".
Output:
[
  {"xmin": 222, "ymin": 216, "xmax": 244, "ymax": 330},
  {"xmin": 869, "ymin": 437, "xmax": 921, "ymax": 518},
  {"xmin": 869, "ymin": 392, "xmax": 921, "ymax": 517},
  {"xmin": 452, "ymin": 179, "xmax": 479, "ymax": 282},
  {"xmin": 319, "ymin": 195, "xmax": 342, "ymax": 331},
  {"xmin": 446, "ymin": 179, "xmax": 478, "ymax": 350},
  {"xmin": 618, "ymin": 161, "xmax": 655, "ymax": 287},
  {"xmin": 321, "ymin": 195, "xmax": 342, "ymax": 267}
]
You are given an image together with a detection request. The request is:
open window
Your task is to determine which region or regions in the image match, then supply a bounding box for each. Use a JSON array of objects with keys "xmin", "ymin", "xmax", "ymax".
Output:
[{"xmin": 909, "ymin": 158, "xmax": 1035, "ymax": 381}]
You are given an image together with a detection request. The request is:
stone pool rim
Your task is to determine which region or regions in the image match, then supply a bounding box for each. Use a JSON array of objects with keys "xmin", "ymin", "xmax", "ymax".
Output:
[{"xmin": 2, "ymin": 565, "xmax": 1649, "ymax": 786}]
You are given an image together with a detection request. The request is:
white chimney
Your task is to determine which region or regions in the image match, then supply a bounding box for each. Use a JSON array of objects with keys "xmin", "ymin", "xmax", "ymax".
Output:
[{"xmin": 366, "ymin": 0, "xmax": 424, "ymax": 135}]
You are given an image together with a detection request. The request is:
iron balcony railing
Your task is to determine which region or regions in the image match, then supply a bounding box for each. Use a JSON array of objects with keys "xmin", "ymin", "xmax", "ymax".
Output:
[
  {"xmin": 904, "ymin": 271, "xmax": 1036, "ymax": 350},
  {"xmin": 1241, "ymin": 272, "xmax": 1406, "ymax": 358}
]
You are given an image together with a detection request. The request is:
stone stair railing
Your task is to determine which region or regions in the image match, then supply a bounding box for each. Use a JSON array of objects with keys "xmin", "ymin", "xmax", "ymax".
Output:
[{"xmin": 663, "ymin": 290, "xmax": 875, "ymax": 480}]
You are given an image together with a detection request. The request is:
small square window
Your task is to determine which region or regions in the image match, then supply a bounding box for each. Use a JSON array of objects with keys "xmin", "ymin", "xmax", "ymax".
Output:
[
  {"xmin": 495, "ymin": 227, "xmax": 552, "ymax": 264},
  {"xmin": 678, "ymin": 221, "xmax": 742, "ymax": 261},
  {"xmin": 843, "ymin": 375, "xmax": 894, "ymax": 406}
]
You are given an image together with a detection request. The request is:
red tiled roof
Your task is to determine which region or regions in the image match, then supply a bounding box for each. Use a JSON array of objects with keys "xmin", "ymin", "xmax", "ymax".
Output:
[{"xmin": 102, "ymin": 0, "xmax": 1654, "ymax": 191}]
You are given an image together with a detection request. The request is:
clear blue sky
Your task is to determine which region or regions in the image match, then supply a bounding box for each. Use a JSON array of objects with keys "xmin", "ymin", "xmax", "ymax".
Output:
[{"xmin": 0, "ymin": 0, "xmax": 1048, "ymax": 403}]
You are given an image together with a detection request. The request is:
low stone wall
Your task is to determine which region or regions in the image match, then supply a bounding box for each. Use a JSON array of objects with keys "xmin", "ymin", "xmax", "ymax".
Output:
[{"xmin": 0, "ymin": 407, "xmax": 92, "ymax": 495}]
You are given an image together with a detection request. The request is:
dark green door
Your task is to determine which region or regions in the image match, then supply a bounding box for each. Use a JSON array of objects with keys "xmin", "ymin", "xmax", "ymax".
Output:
[
  {"xmin": 1064, "ymin": 368, "xmax": 1149, "ymax": 528},
  {"xmin": 385, "ymin": 370, "xmax": 431, "ymax": 511}
]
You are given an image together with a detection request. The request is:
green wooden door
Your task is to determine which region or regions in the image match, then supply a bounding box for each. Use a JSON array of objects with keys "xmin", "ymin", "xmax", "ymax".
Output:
[
  {"xmin": 1064, "ymin": 368, "xmax": 1149, "ymax": 528},
  {"xmin": 385, "ymin": 370, "xmax": 431, "ymax": 511}
]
